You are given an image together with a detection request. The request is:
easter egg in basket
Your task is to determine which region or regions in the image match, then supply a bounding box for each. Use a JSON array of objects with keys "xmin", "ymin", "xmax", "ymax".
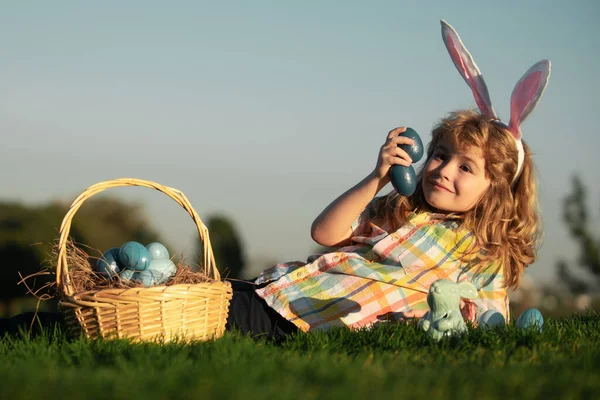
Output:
[
  {"xmin": 95, "ymin": 247, "xmax": 122, "ymax": 278},
  {"xmin": 146, "ymin": 242, "xmax": 170, "ymax": 260},
  {"xmin": 131, "ymin": 269, "xmax": 159, "ymax": 287},
  {"xmin": 119, "ymin": 269, "xmax": 135, "ymax": 281},
  {"xmin": 119, "ymin": 241, "xmax": 152, "ymax": 271},
  {"xmin": 148, "ymin": 258, "xmax": 177, "ymax": 284}
]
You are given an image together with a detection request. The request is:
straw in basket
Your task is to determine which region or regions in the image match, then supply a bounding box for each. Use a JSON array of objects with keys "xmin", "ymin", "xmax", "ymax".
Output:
[{"xmin": 56, "ymin": 178, "xmax": 233, "ymax": 343}]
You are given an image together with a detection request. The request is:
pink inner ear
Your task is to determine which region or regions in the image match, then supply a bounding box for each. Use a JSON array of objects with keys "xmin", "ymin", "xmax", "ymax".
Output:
[
  {"xmin": 446, "ymin": 34, "xmax": 493, "ymax": 117},
  {"xmin": 509, "ymin": 71, "xmax": 542, "ymax": 136},
  {"xmin": 446, "ymin": 35, "xmax": 471, "ymax": 79}
]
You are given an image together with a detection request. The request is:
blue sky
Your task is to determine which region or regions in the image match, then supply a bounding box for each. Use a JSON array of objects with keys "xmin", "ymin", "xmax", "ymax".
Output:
[{"xmin": 1, "ymin": 1, "xmax": 598, "ymax": 283}]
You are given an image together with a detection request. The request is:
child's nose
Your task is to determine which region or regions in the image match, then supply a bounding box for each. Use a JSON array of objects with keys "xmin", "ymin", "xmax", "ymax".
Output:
[{"xmin": 437, "ymin": 161, "xmax": 454, "ymax": 180}]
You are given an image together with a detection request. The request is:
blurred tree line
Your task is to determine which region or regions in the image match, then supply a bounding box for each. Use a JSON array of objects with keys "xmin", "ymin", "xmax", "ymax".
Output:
[
  {"xmin": 205, "ymin": 214, "xmax": 245, "ymax": 280},
  {"xmin": 0, "ymin": 197, "xmax": 246, "ymax": 316},
  {"xmin": 556, "ymin": 176, "xmax": 600, "ymax": 293}
]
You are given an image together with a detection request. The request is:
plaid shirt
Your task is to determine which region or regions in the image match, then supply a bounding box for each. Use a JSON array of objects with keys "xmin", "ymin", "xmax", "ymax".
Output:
[{"xmin": 255, "ymin": 208, "xmax": 509, "ymax": 332}]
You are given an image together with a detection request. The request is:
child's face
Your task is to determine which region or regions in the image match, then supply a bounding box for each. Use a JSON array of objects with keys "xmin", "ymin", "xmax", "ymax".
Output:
[{"xmin": 422, "ymin": 139, "xmax": 491, "ymax": 213}]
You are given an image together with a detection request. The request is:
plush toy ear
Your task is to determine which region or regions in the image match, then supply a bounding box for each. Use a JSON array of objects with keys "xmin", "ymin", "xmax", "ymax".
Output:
[
  {"xmin": 508, "ymin": 60, "xmax": 551, "ymax": 139},
  {"xmin": 458, "ymin": 281, "xmax": 478, "ymax": 299},
  {"xmin": 440, "ymin": 20, "xmax": 497, "ymax": 119}
]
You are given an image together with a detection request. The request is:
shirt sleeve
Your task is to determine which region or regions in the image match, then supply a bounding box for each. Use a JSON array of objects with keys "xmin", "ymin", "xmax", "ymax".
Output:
[
  {"xmin": 350, "ymin": 197, "xmax": 378, "ymax": 236},
  {"xmin": 459, "ymin": 259, "xmax": 510, "ymax": 323}
]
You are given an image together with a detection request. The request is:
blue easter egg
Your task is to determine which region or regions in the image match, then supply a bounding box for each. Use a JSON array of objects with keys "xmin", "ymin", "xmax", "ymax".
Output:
[
  {"xmin": 119, "ymin": 269, "xmax": 135, "ymax": 281},
  {"xmin": 132, "ymin": 269, "xmax": 159, "ymax": 288},
  {"xmin": 146, "ymin": 242, "xmax": 170, "ymax": 260},
  {"xmin": 119, "ymin": 241, "xmax": 152, "ymax": 271},
  {"xmin": 399, "ymin": 128, "xmax": 424, "ymax": 163},
  {"xmin": 96, "ymin": 248, "xmax": 122, "ymax": 278},
  {"xmin": 515, "ymin": 308, "xmax": 544, "ymax": 332},
  {"xmin": 147, "ymin": 259, "xmax": 177, "ymax": 284},
  {"xmin": 478, "ymin": 310, "xmax": 506, "ymax": 329},
  {"xmin": 390, "ymin": 165, "xmax": 417, "ymax": 196}
]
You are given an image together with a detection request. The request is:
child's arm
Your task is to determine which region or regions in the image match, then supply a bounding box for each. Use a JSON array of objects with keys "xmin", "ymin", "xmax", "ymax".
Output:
[
  {"xmin": 311, "ymin": 127, "xmax": 414, "ymax": 247},
  {"xmin": 311, "ymin": 173, "xmax": 386, "ymax": 247}
]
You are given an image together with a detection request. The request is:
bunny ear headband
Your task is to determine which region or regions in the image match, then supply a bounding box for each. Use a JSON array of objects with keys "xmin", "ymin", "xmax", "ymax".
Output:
[{"xmin": 440, "ymin": 19, "xmax": 551, "ymax": 183}]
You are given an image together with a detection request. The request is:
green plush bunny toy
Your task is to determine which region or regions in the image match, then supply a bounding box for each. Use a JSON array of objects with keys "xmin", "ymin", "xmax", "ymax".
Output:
[{"xmin": 418, "ymin": 279, "xmax": 478, "ymax": 341}]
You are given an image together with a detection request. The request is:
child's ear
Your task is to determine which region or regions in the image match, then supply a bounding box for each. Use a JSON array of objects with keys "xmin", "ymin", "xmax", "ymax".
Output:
[{"xmin": 458, "ymin": 281, "xmax": 478, "ymax": 299}]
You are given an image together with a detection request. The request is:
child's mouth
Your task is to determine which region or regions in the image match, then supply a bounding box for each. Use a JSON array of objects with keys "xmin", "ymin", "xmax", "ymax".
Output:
[{"xmin": 431, "ymin": 181, "xmax": 453, "ymax": 193}]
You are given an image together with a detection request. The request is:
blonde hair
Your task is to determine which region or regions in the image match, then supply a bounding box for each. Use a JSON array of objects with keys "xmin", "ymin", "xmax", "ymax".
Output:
[{"xmin": 375, "ymin": 110, "xmax": 540, "ymax": 288}]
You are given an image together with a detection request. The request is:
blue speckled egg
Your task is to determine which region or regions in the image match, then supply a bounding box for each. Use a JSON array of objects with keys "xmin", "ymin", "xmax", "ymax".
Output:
[
  {"xmin": 399, "ymin": 128, "xmax": 424, "ymax": 163},
  {"xmin": 515, "ymin": 308, "xmax": 544, "ymax": 332},
  {"xmin": 147, "ymin": 259, "xmax": 177, "ymax": 284},
  {"xmin": 390, "ymin": 165, "xmax": 417, "ymax": 196},
  {"xmin": 119, "ymin": 269, "xmax": 135, "ymax": 281},
  {"xmin": 96, "ymin": 248, "xmax": 122, "ymax": 278},
  {"xmin": 119, "ymin": 241, "xmax": 152, "ymax": 271},
  {"xmin": 478, "ymin": 310, "xmax": 506, "ymax": 329},
  {"xmin": 131, "ymin": 269, "xmax": 159, "ymax": 288},
  {"xmin": 146, "ymin": 242, "xmax": 170, "ymax": 260}
]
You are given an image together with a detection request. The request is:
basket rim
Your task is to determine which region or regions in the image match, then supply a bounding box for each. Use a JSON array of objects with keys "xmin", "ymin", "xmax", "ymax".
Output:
[
  {"xmin": 58, "ymin": 280, "xmax": 233, "ymax": 309},
  {"xmin": 64, "ymin": 280, "xmax": 232, "ymax": 299},
  {"xmin": 56, "ymin": 178, "xmax": 221, "ymax": 297}
]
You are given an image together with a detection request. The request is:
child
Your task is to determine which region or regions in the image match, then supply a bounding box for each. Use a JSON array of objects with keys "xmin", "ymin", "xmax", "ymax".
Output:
[
  {"xmin": 225, "ymin": 20, "xmax": 550, "ymax": 338},
  {"xmin": 227, "ymin": 111, "xmax": 537, "ymax": 337}
]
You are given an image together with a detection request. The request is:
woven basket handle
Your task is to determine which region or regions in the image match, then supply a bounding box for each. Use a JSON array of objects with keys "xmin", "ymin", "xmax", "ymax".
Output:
[{"xmin": 56, "ymin": 178, "xmax": 220, "ymax": 296}]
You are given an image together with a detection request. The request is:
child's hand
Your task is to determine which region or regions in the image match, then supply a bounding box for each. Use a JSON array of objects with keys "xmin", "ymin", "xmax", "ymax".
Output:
[{"xmin": 373, "ymin": 127, "xmax": 415, "ymax": 180}]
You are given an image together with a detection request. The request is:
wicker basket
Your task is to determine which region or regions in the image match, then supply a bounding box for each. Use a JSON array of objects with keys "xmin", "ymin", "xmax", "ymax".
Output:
[{"xmin": 56, "ymin": 178, "xmax": 233, "ymax": 343}]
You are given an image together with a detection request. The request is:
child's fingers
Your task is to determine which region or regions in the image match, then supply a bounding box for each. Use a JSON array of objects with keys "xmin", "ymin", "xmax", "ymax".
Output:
[
  {"xmin": 390, "ymin": 157, "xmax": 411, "ymax": 167},
  {"xmin": 382, "ymin": 142, "xmax": 413, "ymax": 161},
  {"xmin": 387, "ymin": 126, "xmax": 407, "ymax": 140},
  {"xmin": 381, "ymin": 146, "xmax": 412, "ymax": 166},
  {"xmin": 392, "ymin": 147, "xmax": 413, "ymax": 166},
  {"xmin": 384, "ymin": 128, "xmax": 414, "ymax": 150},
  {"xmin": 389, "ymin": 135, "xmax": 415, "ymax": 147},
  {"xmin": 375, "ymin": 127, "xmax": 412, "ymax": 179}
]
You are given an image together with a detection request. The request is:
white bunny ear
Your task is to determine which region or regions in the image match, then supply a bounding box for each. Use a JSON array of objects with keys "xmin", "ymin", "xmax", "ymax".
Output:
[
  {"xmin": 508, "ymin": 60, "xmax": 551, "ymax": 139},
  {"xmin": 441, "ymin": 20, "xmax": 497, "ymax": 119}
]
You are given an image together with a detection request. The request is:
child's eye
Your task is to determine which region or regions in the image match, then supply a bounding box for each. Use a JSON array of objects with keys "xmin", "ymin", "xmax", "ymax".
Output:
[
  {"xmin": 433, "ymin": 151, "xmax": 447, "ymax": 160},
  {"xmin": 460, "ymin": 165, "xmax": 472, "ymax": 173}
]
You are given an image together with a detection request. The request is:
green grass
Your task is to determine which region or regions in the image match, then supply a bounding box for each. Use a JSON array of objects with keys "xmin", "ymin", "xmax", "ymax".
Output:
[{"xmin": 1, "ymin": 314, "xmax": 599, "ymax": 400}]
